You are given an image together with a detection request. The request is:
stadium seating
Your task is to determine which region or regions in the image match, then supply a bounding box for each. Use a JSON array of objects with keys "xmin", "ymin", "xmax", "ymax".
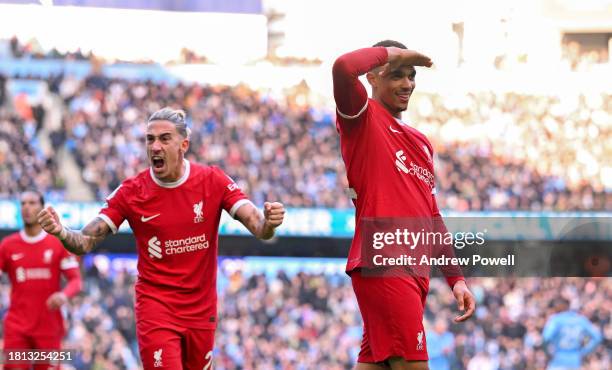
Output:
[{"xmin": 1, "ymin": 70, "xmax": 608, "ymax": 211}]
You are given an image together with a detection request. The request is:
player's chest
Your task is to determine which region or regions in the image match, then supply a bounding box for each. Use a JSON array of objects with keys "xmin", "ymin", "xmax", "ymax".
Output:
[
  {"xmin": 9, "ymin": 247, "xmax": 57, "ymax": 266},
  {"xmin": 371, "ymin": 119, "xmax": 435, "ymax": 187},
  {"xmin": 127, "ymin": 188, "xmax": 219, "ymax": 231},
  {"xmin": 7, "ymin": 245, "xmax": 58, "ymax": 273}
]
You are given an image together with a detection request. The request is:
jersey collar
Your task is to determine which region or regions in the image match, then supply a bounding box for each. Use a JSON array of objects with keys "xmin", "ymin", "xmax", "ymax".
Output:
[
  {"xmin": 395, "ymin": 117, "xmax": 410, "ymax": 127},
  {"xmin": 20, "ymin": 229, "xmax": 47, "ymax": 244}
]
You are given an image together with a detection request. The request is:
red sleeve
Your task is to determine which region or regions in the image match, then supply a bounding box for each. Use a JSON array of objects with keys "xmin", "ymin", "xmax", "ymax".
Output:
[
  {"xmin": 61, "ymin": 268, "xmax": 82, "ymax": 298},
  {"xmin": 432, "ymin": 195, "xmax": 466, "ymax": 289},
  {"xmin": 98, "ymin": 183, "xmax": 129, "ymax": 234},
  {"xmin": 332, "ymin": 47, "xmax": 388, "ymax": 119},
  {"xmin": 212, "ymin": 167, "xmax": 249, "ymax": 219},
  {"xmin": 59, "ymin": 247, "xmax": 81, "ymax": 298}
]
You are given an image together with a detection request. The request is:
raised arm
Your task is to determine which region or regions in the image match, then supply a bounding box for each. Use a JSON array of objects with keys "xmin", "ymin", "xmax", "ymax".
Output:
[
  {"xmin": 37, "ymin": 206, "xmax": 111, "ymax": 255},
  {"xmin": 332, "ymin": 47, "xmax": 388, "ymax": 118},
  {"xmin": 234, "ymin": 201, "xmax": 285, "ymax": 240}
]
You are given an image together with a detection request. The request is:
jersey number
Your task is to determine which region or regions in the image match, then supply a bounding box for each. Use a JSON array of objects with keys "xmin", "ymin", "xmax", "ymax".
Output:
[{"xmin": 203, "ymin": 350, "xmax": 213, "ymax": 370}]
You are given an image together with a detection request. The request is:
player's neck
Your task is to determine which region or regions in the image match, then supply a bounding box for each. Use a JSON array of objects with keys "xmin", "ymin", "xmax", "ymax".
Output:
[
  {"xmin": 388, "ymin": 109, "xmax": 402, "ymax": 119},
  {"xmin": 159, "ymin": 159, "xmax": 186, "ymax": 183},
  {"xmin": 23, "ymin": 224, "xmax": 43, "ymax": 237},
  {"xmin": 374, "ymin": 97, "xmax": 402, "ymax": 119}
]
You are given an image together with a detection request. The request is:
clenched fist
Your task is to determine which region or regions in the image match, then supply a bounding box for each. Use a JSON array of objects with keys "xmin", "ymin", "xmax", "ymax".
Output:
[
  {"xmin": 263, "ymin": 202, "xmax": 285, "ymax": 228},
  {"xmin": 37, "ymin": 206, "xmax": 64, "ymax": 237}
]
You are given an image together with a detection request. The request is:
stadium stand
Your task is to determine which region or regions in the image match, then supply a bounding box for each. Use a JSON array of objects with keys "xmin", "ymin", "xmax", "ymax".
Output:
[
  {"xmin": 0, "ymin": 80, "xmax": 65, "ymax": 201},
  {"xmin": 2, "ymin": 72, "xmax": 607, "ymax": 210},
  {"xmin": 1, "ymin": 36, "xmax": 609, "ymax": 211}
]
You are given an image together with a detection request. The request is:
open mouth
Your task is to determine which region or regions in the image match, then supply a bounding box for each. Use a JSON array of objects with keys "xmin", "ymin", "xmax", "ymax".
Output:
[{"xmin": 152, "ymin": 156, "xmax": 165, "ymax": 169}]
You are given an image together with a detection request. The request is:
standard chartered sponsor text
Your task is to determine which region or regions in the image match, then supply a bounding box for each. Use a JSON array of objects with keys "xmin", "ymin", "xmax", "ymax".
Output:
[{"xmin": 164, "ymin": 233, "xmax": 209, "ymax": 255}]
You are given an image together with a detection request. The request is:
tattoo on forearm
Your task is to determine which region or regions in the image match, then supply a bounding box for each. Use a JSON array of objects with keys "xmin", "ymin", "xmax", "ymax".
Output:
[{"xmin": 61, "ymin": 218, "xmax": 109, "ymax": 255}]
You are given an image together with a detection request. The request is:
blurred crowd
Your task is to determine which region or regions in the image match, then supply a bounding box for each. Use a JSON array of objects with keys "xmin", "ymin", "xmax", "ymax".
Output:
[
  {"xmin": 0, "ymin": 60, "xmax": 609, "ymax": 210},
  {"xmin": 0, "ymin": 262, "xmax": 608, "ymax": 370},
  {"xmin": 0, "ymin": 76, "xmax": 65, "ymax": 201},
  {"xmin": 407, "ymin": 92, "xmax": 610, "ymax": 211},
  {"xmin": 57, "ymin": 75, "xmax": 609, "ymax": 211},
  {"xmin": 561, "ymin": 40, "xmax": 609, "ymax": 72},
  {"xmin": 1, "ymin": 36, "xmax": 92, "ymax": 61},
  {"xmin": 1, "ymin": 36, "xmax": 324, "ymax": 66}
]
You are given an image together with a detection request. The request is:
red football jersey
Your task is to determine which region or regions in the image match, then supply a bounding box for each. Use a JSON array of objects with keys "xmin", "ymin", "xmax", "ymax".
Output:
[
  {"xmin": 333, "ymin": 47, "xmax": 464, "ymax": 288},
  {"xmin": 337, "ymin": 98, "xmax": 438, "ymax": 271},
  {"xmin": 0, "ymin": 230, "xmax": 80, "ymax": 336},
  {"xmin": 98, "ymin": 160, "xmax": 249, "ymax": 329}
]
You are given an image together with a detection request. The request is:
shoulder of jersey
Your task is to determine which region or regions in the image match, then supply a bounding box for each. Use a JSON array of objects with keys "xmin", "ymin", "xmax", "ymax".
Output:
[
  {"xmin": 1, "ymin": 232, "xmax": 22, "ymax": 245},
  {"xmin": 367, "ymin": 98, "xmax": 381, "ymax": 112},
  {"xmin": 408, "ymin": 125, "xmax": 434, "ymax": 148},
  {"xmin": 406, "ymin": 124, "xmax": 426, "ymax": 138},
  {"xmin": 368, "ymin": 99, "xmax": 395, "ymax": 120},
  {"xmin": 125, "ymin": 169, "xmax": 151, "ymax": 189},
  {"xmin": 181, "ymin": 161, "xmax": 210, "ymax": 182},
  {"xmin": 190, "ymin": 161, "xmax": 209, "ymax": 174},
  {"xmin": 103, "ymin": 171, "xmax": 147, "ymax": 201}
]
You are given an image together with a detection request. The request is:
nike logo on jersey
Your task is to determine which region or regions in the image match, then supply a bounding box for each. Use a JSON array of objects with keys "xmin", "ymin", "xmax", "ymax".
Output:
[
  {"xmin": 389, "ymin": 125, "xmax": 403, "ymax": 134},
  {"xmin": 141, "ymin": 214, "xmax": 161, "ymax": 222},
  {"xmin": 11, "ymin": 253, "xmax": 24, "ymax": 261}
]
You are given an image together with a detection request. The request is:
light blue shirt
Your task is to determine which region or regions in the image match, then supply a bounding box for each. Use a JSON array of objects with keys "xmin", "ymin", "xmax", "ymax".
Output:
[{"xmin": 543, "ymin": 310, "xmax": 602, "ymax": 369}]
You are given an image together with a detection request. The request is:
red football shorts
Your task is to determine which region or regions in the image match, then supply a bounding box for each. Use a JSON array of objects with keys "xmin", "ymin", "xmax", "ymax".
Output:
[
  {"xmin": 3, "ymin": 329, "xmax": 62, "ymax": 370},
  {"xmin": 351, "ymin": 268, "xmax": 429, "ymax": 363},
  {"xmin": 137, "ymin": 319, "xmax": 214, "ymax": 370}
]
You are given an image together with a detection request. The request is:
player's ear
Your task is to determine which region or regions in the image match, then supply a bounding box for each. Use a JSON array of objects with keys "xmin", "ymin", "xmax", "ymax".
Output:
[
  {"xmin": 180, "ymin": 138, "xmax": 189, "ymax": 154},
  {"xmin": 366, "ymin": 71, "xmax": 378, "ymax": 89}
]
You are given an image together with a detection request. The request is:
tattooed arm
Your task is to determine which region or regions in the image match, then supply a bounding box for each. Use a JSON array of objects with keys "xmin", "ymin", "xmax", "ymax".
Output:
[{"xmin": 37, "ymin": 206, "xmax": 111, "ymax": 255}]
